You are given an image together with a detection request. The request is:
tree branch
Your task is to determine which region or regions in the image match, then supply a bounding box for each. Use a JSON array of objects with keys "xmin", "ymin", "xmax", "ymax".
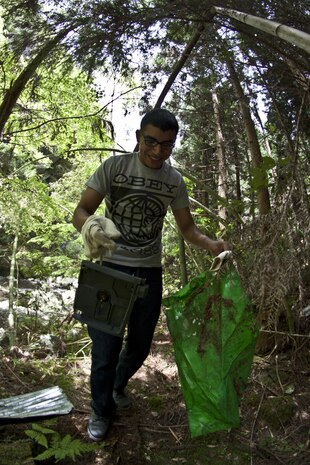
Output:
[{"xmin": 3, "ymin": 85, "xmax": 142, "ymax": 136}]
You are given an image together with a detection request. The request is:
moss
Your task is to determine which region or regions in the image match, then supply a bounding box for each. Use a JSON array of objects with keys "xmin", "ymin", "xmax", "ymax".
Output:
[
  {"xmin": 147, "ymin": 395, "xmax": 164, "ymax": 411},
  {"xmin": 260, "ymin": 396, "xmax": 296, "ymax": 429},
  {"xmin": 148, "ymin": 434, "xmax": 251, "ymax": 465},
  {"xmin": 0, "ymin": 440, "xmax": 34, "ymax": 465},
  {"xmin": 243, "ymin": 392, "xmax": 262, "ymax": 407}
]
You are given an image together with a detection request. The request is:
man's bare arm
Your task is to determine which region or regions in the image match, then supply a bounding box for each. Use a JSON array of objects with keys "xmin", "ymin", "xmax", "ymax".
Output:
[
  {"xmin": 173, "ymin": 207, "xmax": 228, "ymax": 256},
  {"xmin": 72, "ymin": 187, "xmax": 104, "ymax": 232}
]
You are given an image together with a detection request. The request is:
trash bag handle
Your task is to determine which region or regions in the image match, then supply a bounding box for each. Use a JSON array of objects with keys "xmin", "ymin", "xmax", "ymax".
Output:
[{"xmin": 210, "ymin": 250, "xmax": 233, "ymax": 272}]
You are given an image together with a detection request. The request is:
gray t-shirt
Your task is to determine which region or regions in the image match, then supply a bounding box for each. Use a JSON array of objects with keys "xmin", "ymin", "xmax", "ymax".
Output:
[{"xmin": 86, "ymin": 152, "xmax": 189, "ymax": 267}]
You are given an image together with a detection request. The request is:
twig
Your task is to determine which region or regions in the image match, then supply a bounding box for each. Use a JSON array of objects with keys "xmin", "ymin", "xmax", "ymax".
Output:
[
  {"xmin": 144, "ymin": 423, "xmax": 187, "ymax": 430},
  {"xmin": 168, "ymin": 426, "xmax": 182, "ymax": 443},
  {"xmin": 2, "ymin": 359, "xmax": 28, "ymax": 387},
  {"xmin": 253, "ymin": 379, "xmax": 279, "ymax": 397},
  {"xmin": 255, "ymin": 445, "xmax": 287, "ymax": 465},
  {"xmin": 275, "ymin": 355, "xmax": 284, "ymax": 393},
  {"xmin": 138, "ymin": 426, "xmax": 171, "ymax": 434},
  {"xmin": 260, "ymin": 329, "xmax": 310, "ymax": 338},
  {"xmin": 66, "ymin": 147, "xmax": 127, "ymax": 154},
  {"xmin": 250, "ymin": 386, "xmax": 266, "ymax": 465}
]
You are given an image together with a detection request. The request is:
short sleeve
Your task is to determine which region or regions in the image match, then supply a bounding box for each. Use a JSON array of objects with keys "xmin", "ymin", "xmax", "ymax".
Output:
[
  {"xmin": 170, "ymin": 175, "xmax": 190, "ymax": 211},
  {"xmin": 86, "ymin": 157, "xmax": 115, "ymax": 196}
]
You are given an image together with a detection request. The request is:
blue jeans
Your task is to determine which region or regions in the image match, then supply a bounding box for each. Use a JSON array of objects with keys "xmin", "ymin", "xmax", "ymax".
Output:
[{"xmin": 87, "ymin": 263, "xmax": 163, "ymax": 417}]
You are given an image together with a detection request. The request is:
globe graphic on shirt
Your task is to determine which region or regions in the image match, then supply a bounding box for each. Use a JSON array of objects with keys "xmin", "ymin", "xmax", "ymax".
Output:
[{"xmin": 112, "ymin": 193, "xmax": 165, "ymax": 245}]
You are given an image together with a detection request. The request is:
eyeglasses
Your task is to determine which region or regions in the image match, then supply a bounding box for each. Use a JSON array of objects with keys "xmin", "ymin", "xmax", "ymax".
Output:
[{"xmin": 142, "ymin": 135, "xmax": 175, "ymax": 150}]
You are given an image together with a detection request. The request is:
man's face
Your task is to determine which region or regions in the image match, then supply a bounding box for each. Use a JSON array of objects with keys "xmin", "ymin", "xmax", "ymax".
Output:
[{"xmin": 137, "ymin": 124, "xmax": 177, "ymax": 169}]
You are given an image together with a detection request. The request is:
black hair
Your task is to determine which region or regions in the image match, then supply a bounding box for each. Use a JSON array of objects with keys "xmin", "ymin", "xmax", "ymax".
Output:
[{"xmin": 140, "ymin": 108, "xmax": 179, "ymax": 133}]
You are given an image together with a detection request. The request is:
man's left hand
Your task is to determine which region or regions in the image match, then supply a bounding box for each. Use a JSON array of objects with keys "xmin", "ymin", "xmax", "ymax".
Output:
[{"xmin": 208, "ymin": 239, "xmax": 230, "ymax": 257}]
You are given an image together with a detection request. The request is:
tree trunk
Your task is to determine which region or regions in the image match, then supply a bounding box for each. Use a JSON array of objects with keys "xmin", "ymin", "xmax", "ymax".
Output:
[
  {"xmin": 178, "ymin": 230, "xmax": 188, "ymax": 286},
  {"xmin": 232, "ymin": 139, "xmax": 243, "ymax": 227},
  {"xmin": 0, "ymin": 28, "xmax": 71, "ymax": 137},
  {"xmin": 252, "ymin": 105, "xmax": 273, "ymax": 158},
  {"xmin": 211, "ymin": 88, "xmax": 228, "ymax": 229},
  {"xmin": 154, "ymin": 22, "xmax": 207, "ymax": 108},
  {"xmin": 226, "ymin": 59, "xmax": 271, "ymax": 216},
  {"xmin": 8, "ymin": 233, "xmax": 18, "ymax": 347}
]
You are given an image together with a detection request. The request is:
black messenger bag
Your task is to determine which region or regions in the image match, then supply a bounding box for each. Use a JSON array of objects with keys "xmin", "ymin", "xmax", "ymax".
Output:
[{"xmin": 73, "ymin": 260, "xmax": 149, "ymax": 337}]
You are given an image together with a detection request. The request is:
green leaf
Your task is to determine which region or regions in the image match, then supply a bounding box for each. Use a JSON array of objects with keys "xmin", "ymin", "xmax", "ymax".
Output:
[
  {"xmin": 25, "ymin": 429, "xmax": 49, "ymax": 449},
  {"xmin": 278, "ymin": 157, "xmax": 291, "ymax": 167},
  {"xmin": 25, "ymin": 423, "xmax": 102, "ymax": 462},
  {"xmin": 250, "ymin": 167, "xmax": 269, "ymax": 190},
  {"xmin": 30, "ymin": 423, "xmax": 58, "ymax": 435},
  {"xmin": 33, "ymin": 448, "xmax": 57, "ymax": 461},
  {"xmin": 261, "ymin": 156, "xmax": 276, "ymax": 170}
]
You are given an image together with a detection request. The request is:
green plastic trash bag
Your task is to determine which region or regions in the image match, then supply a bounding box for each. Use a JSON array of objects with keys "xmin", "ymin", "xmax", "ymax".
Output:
[{"xmin": 163, "ymin": 267, "xmax": 258, "ymax": 437}]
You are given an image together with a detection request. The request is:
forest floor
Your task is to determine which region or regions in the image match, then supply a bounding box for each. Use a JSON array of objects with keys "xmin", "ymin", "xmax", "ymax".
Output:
[{"xmin": 0, "ymin": 313, "xmax": 309, "ymax": 465}]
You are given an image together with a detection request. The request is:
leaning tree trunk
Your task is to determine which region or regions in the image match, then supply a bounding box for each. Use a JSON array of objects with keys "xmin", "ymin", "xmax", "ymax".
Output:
[
  {"xmin": 133, "ymin": 21, "xmax": 209, "ymax": 151},
  {"xmin": 212, "ymin": 6, "xmax": 310, "ymax": 54},
  {"xmin": 0, "ymin": 28, "xmax": 71, "ymax": 137},
  {"xmin": 226, "ymin": 59, "xmax": 271, "ymax": 216},
  {"xmin": 154, "ymin": 22, "xmax": 207, "ymax": 108},
  {"xmin": 8, "ymin": 233, "xmax": 18, "ymax": 347}
]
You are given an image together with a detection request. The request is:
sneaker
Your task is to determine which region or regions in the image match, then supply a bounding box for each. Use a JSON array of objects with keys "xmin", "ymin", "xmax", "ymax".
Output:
[
  {"xmin": 87, "ymin": 411, "xmax": 111, "ymax": 441},
  {"xmin": 113, "ymin": 390, "xmax": 132, "ymax": 409}
]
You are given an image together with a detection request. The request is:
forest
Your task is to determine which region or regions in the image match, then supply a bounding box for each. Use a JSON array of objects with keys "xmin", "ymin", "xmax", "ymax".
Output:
[{"xmin": 0, "ymin": 1, "xmax": 309, "ymax": 464}]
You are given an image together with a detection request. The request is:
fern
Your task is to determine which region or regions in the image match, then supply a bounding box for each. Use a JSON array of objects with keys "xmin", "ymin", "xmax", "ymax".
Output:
[
  {"xmin": 25, "ymin": 423, "xmax": 101, "ymax": 462},
  {"xmin": 25, "ymin": 423, "xmax": 56, "ymax": 449}
]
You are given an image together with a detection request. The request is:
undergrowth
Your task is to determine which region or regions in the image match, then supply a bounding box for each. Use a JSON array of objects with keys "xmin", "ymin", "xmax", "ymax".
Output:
[{"xmin": 25, "ymin": 422, "xmax": 102, "ymax": 462}]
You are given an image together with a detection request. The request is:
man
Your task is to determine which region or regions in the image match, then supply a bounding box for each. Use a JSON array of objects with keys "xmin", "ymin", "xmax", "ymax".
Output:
[{"xmin": 72, "ymin": 108, "xmax": 228, "ymax": 441}]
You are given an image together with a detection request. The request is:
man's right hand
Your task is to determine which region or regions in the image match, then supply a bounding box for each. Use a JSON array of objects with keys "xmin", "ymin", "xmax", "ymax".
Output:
[{"xmin": 81, "ymin": 215, "xmax": 121, "ymax": 259}]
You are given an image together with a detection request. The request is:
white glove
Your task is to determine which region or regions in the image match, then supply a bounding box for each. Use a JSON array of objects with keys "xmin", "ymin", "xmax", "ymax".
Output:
[
  {"xmin": 81, "ymin": 215, "xmax": 121, "ymax": 259},
  {"xmin": 210, "ymin": 250, "xmax": 233, "ymax": 272}
]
